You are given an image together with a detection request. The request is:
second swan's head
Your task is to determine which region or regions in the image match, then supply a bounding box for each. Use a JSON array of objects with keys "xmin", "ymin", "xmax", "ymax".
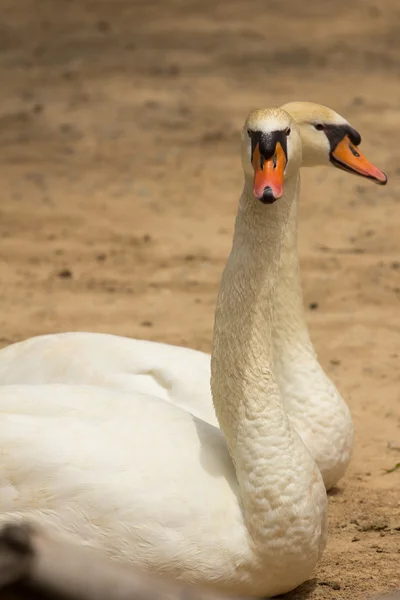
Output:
[
  {"xmin": 241, "ymin": 108, "xmax": 302, "ymax": 205},
  {"xmin": 282, "ymin": 101, "xmax": 387, "ymax": 185}
]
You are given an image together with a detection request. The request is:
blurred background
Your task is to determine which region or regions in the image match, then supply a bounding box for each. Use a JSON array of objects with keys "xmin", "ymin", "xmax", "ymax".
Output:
[{"xmin": 0, "ymin": 0, "xmax": 399, "ymax": 598}]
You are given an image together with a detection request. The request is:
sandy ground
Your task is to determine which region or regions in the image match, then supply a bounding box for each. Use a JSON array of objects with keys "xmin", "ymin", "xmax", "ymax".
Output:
[{"xmin": 0, "ymin": 0, "xmax": 399, "ymax": 598}]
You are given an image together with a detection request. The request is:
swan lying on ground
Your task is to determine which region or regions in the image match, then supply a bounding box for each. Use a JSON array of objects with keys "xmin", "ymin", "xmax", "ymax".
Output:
[{"xmin": 0, "ymin": 108, "xmax": 327, "ymax": 597}]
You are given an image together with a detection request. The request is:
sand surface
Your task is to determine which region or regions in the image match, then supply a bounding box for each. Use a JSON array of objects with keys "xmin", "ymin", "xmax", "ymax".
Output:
[{"xmin": 0, "ymin": 0, "xmax": 399, "ymax": 598}]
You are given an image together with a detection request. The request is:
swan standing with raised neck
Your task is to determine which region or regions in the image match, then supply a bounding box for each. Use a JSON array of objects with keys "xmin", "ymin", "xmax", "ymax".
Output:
[
  {"xmin": 0, "ymin": 109, "xmax": 327, "ymax": 597},
  {"xmin": 0, "ymin": 103, "xmax": 387, "ymax": 491}
]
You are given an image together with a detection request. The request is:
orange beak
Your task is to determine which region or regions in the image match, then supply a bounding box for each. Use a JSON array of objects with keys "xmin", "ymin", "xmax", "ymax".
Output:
[
  {"xmin": 252, "ymin": 142, "xmax": 287, "ymax": 203},
  {"xmin": 331, "ymin": 136, "xmax": 387, "ymax": 185}
]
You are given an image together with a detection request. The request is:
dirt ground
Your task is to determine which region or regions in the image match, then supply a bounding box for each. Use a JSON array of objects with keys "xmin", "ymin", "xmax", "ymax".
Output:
[{"xmin": 0, "ymin": 0, "xmax": 399, "ymax": 598}]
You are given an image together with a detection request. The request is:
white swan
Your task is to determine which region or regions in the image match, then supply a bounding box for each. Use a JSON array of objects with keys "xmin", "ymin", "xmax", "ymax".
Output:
[
  {"xmin": 0, "ymin": 109, "xmax": 327, "ymax": 597},
  {"xmin": 0, "ymin": 103, "xmax": 387, "ymax": 491}
]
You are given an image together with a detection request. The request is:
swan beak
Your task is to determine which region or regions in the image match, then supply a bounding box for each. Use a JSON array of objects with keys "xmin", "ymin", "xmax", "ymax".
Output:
[
  {"xmin": 331, "ymin": 136, "xmax": 387, "ymax": 185},
  {"xmin": 252, "ymin": 142, "xmax": 287, "ymax": 204}
]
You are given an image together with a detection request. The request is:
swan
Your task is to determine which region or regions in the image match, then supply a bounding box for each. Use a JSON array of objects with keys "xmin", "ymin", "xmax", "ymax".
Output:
[
  {"xmin": 0, "ymin": 108, "xmax": 328, "ymax": 597},
  {"xmin": 0, "ymin": 102, "xmax": 387, "ymax": 491}
]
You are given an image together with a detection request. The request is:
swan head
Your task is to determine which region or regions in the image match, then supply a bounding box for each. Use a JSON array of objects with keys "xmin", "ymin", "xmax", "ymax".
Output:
[
  {"xmin": 282, "ymin": 101, "xmax": 387, "ymax": 185},
  {"xmin": 241, "ymin": 108, "xmax": 302, "ymax": 204}
]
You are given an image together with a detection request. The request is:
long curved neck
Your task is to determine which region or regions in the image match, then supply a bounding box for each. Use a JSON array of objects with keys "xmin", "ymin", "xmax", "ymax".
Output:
[
  {"xmin": 272, "ymin": 182, "xmax": 315, "ymax": 361},
  {"xmin": 210, "ymin": 175, "xmax": 319, "ymax": 552}
]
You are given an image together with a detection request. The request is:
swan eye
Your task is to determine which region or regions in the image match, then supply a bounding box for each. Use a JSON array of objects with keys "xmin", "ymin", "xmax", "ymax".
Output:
[
  {"xmin": 285, "ymin": 127, "xmax": 291, "ymax": 136},
  {"xmin": 247, "ymin": 129, "xmax": 252, "ymax": 137},
  {"xmin": 314, "ymin": 123, "xmax": 325, "ymax": 131}
]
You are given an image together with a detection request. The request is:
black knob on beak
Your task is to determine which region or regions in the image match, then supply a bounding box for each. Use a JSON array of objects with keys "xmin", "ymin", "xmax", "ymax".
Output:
[{"xmin": 260, "ymin": 186, "xmax": 277, "ymax": 205}]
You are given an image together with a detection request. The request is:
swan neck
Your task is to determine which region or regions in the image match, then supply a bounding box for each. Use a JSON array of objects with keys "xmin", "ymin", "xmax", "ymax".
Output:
[
  {"xmin": 210, "ymin": 174, "xmax": 320, "ymax": 548},
  {"xmin": 211, "ymin": 175, "xmax": 298, "ymax": 441},
  {"xmin": 272, "ymin": 177, "xmax": 315, "ymax": 360}
]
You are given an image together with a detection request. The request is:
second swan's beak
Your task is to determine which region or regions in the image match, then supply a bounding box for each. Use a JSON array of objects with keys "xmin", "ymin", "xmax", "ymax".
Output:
[
  {"xmin": 252, "ymin": 142, "xmax": 287, "ymax": 204},
  {"xmin": 331, "ymin": 136, "xmax": 387, "ymax": 185}
]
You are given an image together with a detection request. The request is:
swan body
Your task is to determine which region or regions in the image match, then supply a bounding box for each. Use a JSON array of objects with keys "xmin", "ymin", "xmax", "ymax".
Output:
[
  {"xmin": 0, "ymin": 109, "xmax": 328, "ymax": 597},
  {"xmin": 0, "ymin": 382, "xmax": 325, "ymax": 597},
  {"xmin": 0, "ymin": 103, "xmax": 387, "ymax": 491}
]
